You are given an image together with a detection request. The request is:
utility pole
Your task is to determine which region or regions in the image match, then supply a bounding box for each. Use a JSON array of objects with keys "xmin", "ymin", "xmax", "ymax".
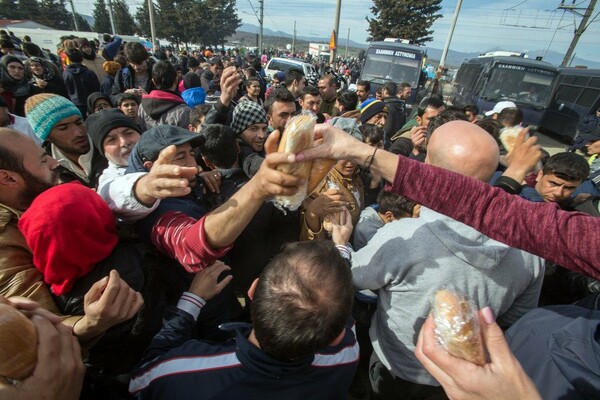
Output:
[
  {"xmin": 148, "ymin": 0, "xmax": 157, "ymax": 49},
  {"xmin": 440, "ymin": 0, "xmax": 463, "ymax": 67},
  {"xmin": 329, "ymin": 0, "xmax": 341, "ymax": 64},
  {"xmin": 292, "ymin": 21, "xmax": 296, "ymax": 55},
  {"xmin": 258, "ymin": 0, "xmax": 264, "ymax": 56},
  {"xmin": 344, "ymin": 27, "xmax": 350, "ymax": 58},
  {"xmin": 560, "ymin": 0, "xmax": 597, "ymax": 66},
  {"xmin": 68, "ymin": 0, "xmax": 79, "ymax": 31},
  {"xmin": 107, "ymin": 0, "xmax": 117, "ymax": 35}
]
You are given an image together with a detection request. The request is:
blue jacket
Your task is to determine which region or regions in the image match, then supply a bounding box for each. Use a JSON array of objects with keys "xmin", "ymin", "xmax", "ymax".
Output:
[
  {"xmin": 130, "ymin": 306, "xmax": 359, "ymax": 400},
  {"xmin": 506, "ymin": 305, "xmax": 600, "ymax": 400}
]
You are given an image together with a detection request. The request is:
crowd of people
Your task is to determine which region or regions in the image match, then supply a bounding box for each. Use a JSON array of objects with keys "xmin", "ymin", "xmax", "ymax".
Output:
[{"xmin": 0, "ymin": 29, "xmax": 599, "ymax": 400}]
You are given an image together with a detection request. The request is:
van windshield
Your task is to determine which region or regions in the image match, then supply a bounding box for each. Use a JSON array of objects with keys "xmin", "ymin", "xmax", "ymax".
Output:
[
  {"xmin": 362, "ymin": 49, "xmax": 420, "ymax": 87},
  {"xmin": 481, "ymin": 64, "xmax": 557, "ymax": 109}
]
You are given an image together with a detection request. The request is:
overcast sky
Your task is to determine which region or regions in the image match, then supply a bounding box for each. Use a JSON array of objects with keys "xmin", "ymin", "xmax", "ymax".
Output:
[
  {"xmin": 73, "ymin": 0, "xmax": 599, "ymax": 62},
  {"xmin": 234, "ymin": 0, "xmax": 600, "ymax": 62}
]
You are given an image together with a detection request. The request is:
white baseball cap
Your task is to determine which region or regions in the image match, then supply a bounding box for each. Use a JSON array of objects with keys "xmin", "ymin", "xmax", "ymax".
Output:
[{"xmin": 484, "ymin": 101, "xmax": 517, "ymax": 116}]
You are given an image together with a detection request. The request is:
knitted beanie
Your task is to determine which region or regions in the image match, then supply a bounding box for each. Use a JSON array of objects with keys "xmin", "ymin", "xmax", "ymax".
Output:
[
  {"xmin": 360, "ymin": 99, "xmax": 388, "ymax": 124},
  {"xmin": 25, "ymin": 93, "xmax": 82, "ymax": 141},
  {"xmin": 86, "ymin": 108, "xmax": 141, "ymax": 156},
  {"xmin": 18, "ymin": 182, "xmax": 118, "ymax": 296},
  {"xmin": 230, "ymin": 100, "xmax": 268, "ymax": 136}
]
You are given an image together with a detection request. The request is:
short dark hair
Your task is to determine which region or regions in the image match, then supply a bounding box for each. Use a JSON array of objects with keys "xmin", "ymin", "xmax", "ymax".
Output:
[
  {"xmin": 115, "ymin": 92, "xmax": 141, "ymax": 106},
  {"xmin": 124, "ymin": 42, "xmax": 149, "ymax": 64},
  {"xmin": 542, "ymin": 152, "xmax": 589, "ymax": 182},
  {"xmin": 251, "ymin": 241, "xmax": 353, "ymax": 361},
  {"xmin": 189, "ymin": 104, "xmax": 212, "ymax": 128},
  {"xmin": 285, "ymin": 67, "xmax": 304, "ymax": 87},
  {"xmin": 398, "ymin": 82, "xmax": 411, "ymax": 90},
  {"xmin": 244, "ymin": 76, "xmax": 260, "ymax": 88},
  {"xmin": 337, "ymin": 90, "xmax": 358, "ymax": 111},
  {"xmin": 319, "ymin": 74, "xmax": 337, "ymax": 88},
  {"xmin": 427, "ymin": 108, "xmax": 468, "ymax": 140},
  {"xmin": 356, "ymin": 80, "xmax": 370, "ymax": 91},
  {"xmin": 152, "ymin": 60, "xmax": 176, "ymax": 90},
  {"xmin": 463, "ymin": 104, "xmax": 479, "ymax": 116},
  {"xmin": 359, "ymin": 124, "xmax": 384, "ymax": 144},
  {"xmin": 498, "ymin": 108, "xmax": 523, "ymax": 127},
  {"xmin": 475, "ymin": 118, "xmax": 503, "ymax": 144},
  {"xmin": 418, "ymin": 96, "xmax": 445, "ymax": 118},
  {"xmin": 244, "ymin": 67, "xmax": 257, "ymax": 77},
  {"xmin": 377, "ymin": 190, "xmax": 416, "ymax": 219},
  {"xmin": 382, "ymin": 81, "xmax": 397, "ymax": 97},
  {"xmin": 300, "ymin": 85, "xmax": 320, "ymax": 100},
  {"xmin": 199, "ymin": 124, "xmax": 238, "ymax": 168},
  {"xmin": 66, "ymin": 48, "xmax": 83, "ymax": 63},
  {"xmin": 103, "ymin": 33, "xmax": 112, "ymax": 43},
  {"xmin": 264, "ymin": 88, "xmax": 295, "ymax": 115}
]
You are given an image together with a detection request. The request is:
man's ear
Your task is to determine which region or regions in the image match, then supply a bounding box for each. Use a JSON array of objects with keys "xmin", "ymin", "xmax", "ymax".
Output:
[
  {"xmin": 0, "ymin": 170, "xmax": 18, "ymax": 186},
  {"xmin": 201, "ymin": 156, "xmax": 216, "ymax": 170},
  {"xmin": 247, "ymin": 278, "xmax": 259, "ymax": 301},
  {"xmin": 416, "ymin": 116, "xmax": 422, "ymax": 126},
  {"xmin": 535, "ymin": 170, "xmax": 543, "ymax": 183},
  {"xmin": 143, "ymin": 160, "xmax": 154, "ymax": 171},
  {"xmin": 383, "ymin": 211, "xmax": 395, "ymax": 223}
]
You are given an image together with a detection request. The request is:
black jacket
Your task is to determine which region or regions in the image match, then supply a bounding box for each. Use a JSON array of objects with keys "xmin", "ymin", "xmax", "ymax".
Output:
[
  {"xmin": 110, "ymin": 61, "xmax": 155, "ymax": 104},
  {"xmin": 383, "ymin": 97, "xmax": 407, "ymax": 140},
  {"xmin": 63, "ymin": 63, "xmax": 100, "ymax": 113}
]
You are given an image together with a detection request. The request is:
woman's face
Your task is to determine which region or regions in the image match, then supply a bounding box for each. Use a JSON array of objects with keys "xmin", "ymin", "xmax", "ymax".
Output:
[
  {"xmin": 7, "ymin": 62, "xmax": 24, "ymax": 80},
  {"xmin": 334, "ymin": 159, "xmax": 357, "ymax": 178},
  {"xmin": 30, "ymin": 61, "xmax": 44, "ymax": 78}
]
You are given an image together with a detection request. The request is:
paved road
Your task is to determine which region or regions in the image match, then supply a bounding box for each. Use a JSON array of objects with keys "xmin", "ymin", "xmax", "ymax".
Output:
[{"xmin": 533, "ymin": 130, "xmax": 570, "ymax": 156}]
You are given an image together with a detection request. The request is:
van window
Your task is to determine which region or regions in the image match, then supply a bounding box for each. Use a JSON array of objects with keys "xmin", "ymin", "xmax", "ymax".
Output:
[
  {"xmin": 269, "ymin": 60, "xmax": 283, "ymax": 71},
  {"xmin": 579, "ymin": 88, "xmax": 600, "ymax": 108},
  {"xmin": 556, "ymin": 85, "xmax": 582, "ymax": 103}
]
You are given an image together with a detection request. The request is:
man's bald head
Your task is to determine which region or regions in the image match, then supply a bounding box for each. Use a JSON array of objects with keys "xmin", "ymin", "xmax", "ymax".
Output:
[{"xmin": 426, "ymin": 121, "xmax": 499, "ymax": 182}]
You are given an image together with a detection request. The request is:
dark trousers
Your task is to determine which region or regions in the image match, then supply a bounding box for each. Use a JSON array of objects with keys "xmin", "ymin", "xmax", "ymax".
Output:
[{"xmin": 369, "ymin": 353, "xmax": 447, "ymax": 400}]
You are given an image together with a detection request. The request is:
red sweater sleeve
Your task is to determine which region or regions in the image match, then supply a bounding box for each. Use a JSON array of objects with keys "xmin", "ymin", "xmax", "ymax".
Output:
[
  {"xmin": 390, "ymin": 156, "xmax": 600, "ymax": 280},
  {"xmin": 151, "ymin": 211, "xmax": 232, "ymax": 273}
]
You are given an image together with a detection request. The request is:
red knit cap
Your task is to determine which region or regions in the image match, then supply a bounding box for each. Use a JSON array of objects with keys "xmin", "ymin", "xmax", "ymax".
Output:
[{"xmin": 18, "ymin": 182, "xmax": 118, "ymax": 296}]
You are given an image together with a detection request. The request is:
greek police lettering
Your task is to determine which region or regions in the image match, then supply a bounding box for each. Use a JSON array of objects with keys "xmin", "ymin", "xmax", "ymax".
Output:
[
  {"xmin": 498, "ymin": 64, "xmax": 525, "ymax": 71},
  {"xmin": 375, "ymin": 49, "xmax": 395, "ymax": 56},
  {"xmin": 394, "ymin": 51, "xmax": 416, "ymax": 59}
]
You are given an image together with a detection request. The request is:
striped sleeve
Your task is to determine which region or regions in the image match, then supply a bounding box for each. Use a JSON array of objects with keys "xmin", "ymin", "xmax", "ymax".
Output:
[{"xmin": 151, "ymin": 211, "xmax": 233, "ymax": 273}]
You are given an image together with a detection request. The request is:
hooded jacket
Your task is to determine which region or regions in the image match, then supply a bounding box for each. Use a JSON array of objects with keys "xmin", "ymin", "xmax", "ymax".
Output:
[
  {"xmin": 507, "ymin": 305, "xmax": 600, "ymax": 400},
  {"xmin": 63, "ymin": 63, "xmax": 101, "ymax": 112},
  {"xmin": 349, "ymin": 207, "xmax": 544, "ymax": 386},
  {"xmin": 138, "ymin": 90, "xmax": 191, "ymax": 131}
]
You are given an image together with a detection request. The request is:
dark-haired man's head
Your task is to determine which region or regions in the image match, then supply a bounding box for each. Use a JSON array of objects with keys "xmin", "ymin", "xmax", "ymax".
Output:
[
  {"xmin": 0, "ymin": 129, "xmax": 60, "ymax": 211},
  {"xmin": 264, "ymin": 88, "xmax": 296, "ymax": 132},
  {"xmin": 188, "ymin": 104, "xmax": 212, "ymax": 132},
  {"xmin": 336, "ymin": 90, "xmax": 358, "ymax": 113},
  {"xmin": 417, "ymin": 96, "xmax": 446, "ymax": 128},
  {"xmin": 249, "ymin": 241, "xmax": 353, "ymax": 361},
  {"xmin": 356, "ymin": 80, "xmax": 370, "ymax": 103},
  {"xmin": 299, "ymin": 86, "xmax": 321, "ymax": 114},
  {"xmin": 66, "ymin": 48, "xmax": 83, "ymax": 63},
  {"xmin": 152, "ymin": 60, "xmax": 177, "ymax": 91},
  {"xmin": 318, "ymin": 75, "xmax": 338, "ymax": 102},
  {"xmin": 463, "ymin": 104, "xmax": 479, "ymax": 123},
  {"xmin": 535, "ymin": 152, "xmax": 589, "ymax": 203},
  {"xmin": 381, "ymin": 82, "xmax": 397, "ymax": 100},
  {"xmin": 285, "ymin": 68, "xmax": 306, "ymax": 98},
  {"xmin": 397, "ymin": 82, "xmax": 411, "ymax": 100},
  {"xmin": 498, "ymin": 107, "xmax": 523, "ymax": 128},
  {"xmin": 124, "ymin": 42, "xmax": 149, "ymax": 74},
  {"xmin": 377, "ymin": 190, "xmax": 419, "ymax": 221},
  {"xmin": 360, "ymin": 123, "xmax": 385, "ymax": 149},
  {"xmin": 199, "ymin": 124, "xmax": 239, "ymax": 169}
]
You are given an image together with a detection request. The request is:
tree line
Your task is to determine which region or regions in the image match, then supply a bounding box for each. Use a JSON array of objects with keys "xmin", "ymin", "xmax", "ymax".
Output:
[{"xmin": 0, "ymin": 0, "xmax": 240, "ymax": 48}]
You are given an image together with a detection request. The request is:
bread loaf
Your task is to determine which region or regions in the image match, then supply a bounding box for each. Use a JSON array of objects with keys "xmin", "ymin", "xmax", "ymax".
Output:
[
  {"xmin": 273, "ymin": 115, "xmax": 316, "ymax": 211},
  {"xmin": 432, "ymin": 289, "xmax": 486, "ymax": 366},
  {"xmin": 0, "ymin": 303, "xmax": 38, "ymax": 380}
]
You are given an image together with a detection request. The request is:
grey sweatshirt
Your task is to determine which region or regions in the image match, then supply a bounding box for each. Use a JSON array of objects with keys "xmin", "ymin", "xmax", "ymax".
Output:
[{"xmin": 350, "ymin": 207, "xmax": 545, "ymax": 386}]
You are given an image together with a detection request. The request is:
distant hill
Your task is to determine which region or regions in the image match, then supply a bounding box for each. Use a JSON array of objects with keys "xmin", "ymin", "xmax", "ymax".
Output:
[{"xmin": 235, "ymin": 23, "xmax": 600, "ymax": 69}]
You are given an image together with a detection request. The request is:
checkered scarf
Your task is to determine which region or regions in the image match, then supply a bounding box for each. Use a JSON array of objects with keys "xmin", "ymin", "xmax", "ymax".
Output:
[{"xmin": 231, "ymin": 100, "xmax": 268, "ymax": 135}]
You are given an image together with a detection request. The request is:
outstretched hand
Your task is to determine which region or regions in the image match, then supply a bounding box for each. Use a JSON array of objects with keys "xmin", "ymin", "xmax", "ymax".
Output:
[
  {"xmin": 135, "ymin": 145, "xmax": 199, "ymax": 204},
  {"xmin": 502, "ymin": 129, "xmax": 542, "ymax": 184}
]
